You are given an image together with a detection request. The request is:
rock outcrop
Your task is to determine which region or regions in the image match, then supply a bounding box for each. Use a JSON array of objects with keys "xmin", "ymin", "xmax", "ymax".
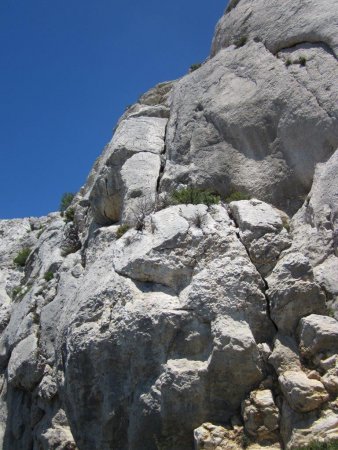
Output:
[{"xmin": 0, "ymin": 0, "xmax": 338, "ymax": 449}]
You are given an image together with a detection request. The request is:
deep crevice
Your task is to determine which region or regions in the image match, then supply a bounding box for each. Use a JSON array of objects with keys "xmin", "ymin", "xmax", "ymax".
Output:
[
  {"xmin": 227, "ymin": 205, "xmax": 279, "ymax": 332},
  {"xmin": 156, "ymin": 122, "xmax": 169, "ymax": 195}
]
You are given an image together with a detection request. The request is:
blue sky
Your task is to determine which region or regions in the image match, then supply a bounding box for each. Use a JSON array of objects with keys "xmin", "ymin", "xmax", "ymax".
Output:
[{"xmin": 0, "ymin": 0, "xmax": 227, "ymax": 219}]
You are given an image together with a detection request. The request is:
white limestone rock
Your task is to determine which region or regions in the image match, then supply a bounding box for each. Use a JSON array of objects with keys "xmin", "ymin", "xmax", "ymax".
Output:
[{"xmin": 211, "ymin": 0, "xmax": 338, "ymax": 58}]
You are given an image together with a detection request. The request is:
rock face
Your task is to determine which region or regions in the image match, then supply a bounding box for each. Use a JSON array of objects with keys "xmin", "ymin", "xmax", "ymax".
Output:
[{"xmin": 0, "ymin": 1, "xmax": 338, "ymax": 449}]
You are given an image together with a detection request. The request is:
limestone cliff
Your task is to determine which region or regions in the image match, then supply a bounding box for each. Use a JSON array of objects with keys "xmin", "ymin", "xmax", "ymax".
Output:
[{"xmin": 0, "ymin": 1, "xmax": 338, "ymax": 449}]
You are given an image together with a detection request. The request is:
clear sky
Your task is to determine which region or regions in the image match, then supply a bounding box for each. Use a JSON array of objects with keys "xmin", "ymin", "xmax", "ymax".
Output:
[{"xmin": 0, "ymin": 0, "xmax": 227, "ymax": 219}]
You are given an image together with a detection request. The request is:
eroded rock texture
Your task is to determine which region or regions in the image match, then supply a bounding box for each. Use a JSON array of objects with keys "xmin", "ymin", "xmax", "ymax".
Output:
[{"xmin": 0, "ymin": 0, "xmax": 338, "ymax": 449}]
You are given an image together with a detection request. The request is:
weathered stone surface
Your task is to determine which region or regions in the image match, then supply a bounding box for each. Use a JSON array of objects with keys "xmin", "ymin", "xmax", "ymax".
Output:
[
  {"xmin": 267, "ymin": 253, "xmax": 326, "ymax": 334},
  {"xmin": 298, "ymin": 314, "xmax": 338, "ymax": 358},
  {"xmin": 281, "ymin": 401, "xmax": 338, "ymax": 450},
  {"xmin": 268, "ymin": 334, "xmax": 301, "ymax": 376},
  {"xmin": 321, "ymin": 368, "xmax": 338, "ymax": 395},
  {"xmin": 194, "ymin": 422, "xmax": 243, "ymax": 450},
  {"xmin": 89, "ymin": 116, "xmax": 167, "ymax": 225},
  {"xmin": 279, "ymin": 371, "xmax": 329, "ymax": 413},
  {"xmin": 291, "ymin": 150, "xmax": 338, "ymax": 266},
  {"xmin": 230, "ymin": 199, "xmax": 291, "ymax": 276},
  {"xmin": 290, "ymin": 150, "xmax": 338, "ymax": 318},
  {"xmin": 211, "ymin": 0, "xmax": 338, "ymax": 58},
  {"xmin": 7, "ymin": 334, "xmax": 44, "ymax": 390},
  {"xmin": 242, "ymin": 389, "xmax": 279, "ymax": 441},
  {"xmin": 161, "ymin": 35, "xmax": 338, "ymax": 214},
  {"xmin": 1, "ymin": 0, "xmax": 338, "ymax": 448}
]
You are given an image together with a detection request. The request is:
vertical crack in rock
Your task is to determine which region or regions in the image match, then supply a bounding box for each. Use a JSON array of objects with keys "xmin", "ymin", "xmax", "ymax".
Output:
[
  {"xmin": 156, "ymin": 122, "xmax": 168, "ymax": 195},
  {"xmin": 227, "ymin": 203, "xmax": 279, "ymax": 332}
]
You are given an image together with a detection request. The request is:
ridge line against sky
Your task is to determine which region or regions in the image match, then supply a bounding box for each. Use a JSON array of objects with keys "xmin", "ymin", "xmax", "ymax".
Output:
[{"xmin": 0, "ymin": 0, "xmax": 228, "ymax": 219}]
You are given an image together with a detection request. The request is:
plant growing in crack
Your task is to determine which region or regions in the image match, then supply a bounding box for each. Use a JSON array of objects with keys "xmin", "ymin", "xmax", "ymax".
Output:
[
  {"xmin": 299, "ymin": 56, "xmax": 307, "ymax": 66},
  {"xmin": 130, "ymin": 196, "xmax": 155, "ymax": 231}
]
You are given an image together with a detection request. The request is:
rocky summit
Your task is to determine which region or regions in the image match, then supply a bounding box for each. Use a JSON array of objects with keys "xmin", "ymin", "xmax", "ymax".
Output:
[{"xmin": 1, "ymin": 1, "xmax": 338, "ymax": 449}]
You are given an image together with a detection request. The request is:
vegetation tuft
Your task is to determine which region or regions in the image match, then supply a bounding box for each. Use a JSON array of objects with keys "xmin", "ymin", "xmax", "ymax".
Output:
[
  {"xmin": 116, "ymin": 224, "xmax": 130, "ymax": 239},
  {"xmin": 235, "ymin": 36, "xmax": 247, "ymax": 48},
  {"xmin": 64, "ymin": 207, "xmax": 75, "ymax": 223},
  {"xmin": 225, "ymin": 191, "xmax": 251, "ymax": 203},
  {"xmin": 171, "ymin": 187, "xmax": 220, "ymax": 206},
  {"xmin": 60, "ymin": 193, "xmax": 75, "ymax": 214},
  {"xmin": 285, "ymin": 58, "xmax": 292, "ymax": 67},
  {"xmin": 44, "ymin": 271, "xmax": 54, "ymax": 282},
  {"xmin": 13, "ymin": 247, "xmax": 31, "ymax": 267},
  {"xmin": 299, "ymin": 56, "xmax": 307, "ymax": 66},
  {"xmin": 190, "ymin": 63, "xmax": 202, "ymax": 72}
]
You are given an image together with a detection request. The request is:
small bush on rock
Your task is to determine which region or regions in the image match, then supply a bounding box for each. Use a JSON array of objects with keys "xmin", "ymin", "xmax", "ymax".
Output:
[
  {"xmin": 13, "ymin": 247, "xmax": 31, "ymax": 267},
  {"xmin": 285, "ymin": 58, "xmax": 292, "ymax": 67},
  {"xmin": 225, "ymin": 191, "xmax": 251, "ymax": 203},
  {"xmin": 299, "ymin": 56, "xmax": 307, "ymax": 66},
  {"xmin": 60, "ymin": 192, "xmax": 75, "ymax": 214},
  {"xmin": 116, "ymin": 224, "xmax": 130, "ymax": 238},
  {"xmin": 171, "ymin": 187, "xmax": 220, "ymax": 206},
  {"xmin": 235, "ymin": 36, "xmax": 247, "ymax": 48},
  {"xmin": 190, "ymin": 63, "xmax": 202, "ymax": 72},
  {"xmin": 44, "ymin": 271, "xmax": 54, "ymax": 282},
  {"xmin": 64, "ymin": 207, "xmax": 75, "ymax": 223}
]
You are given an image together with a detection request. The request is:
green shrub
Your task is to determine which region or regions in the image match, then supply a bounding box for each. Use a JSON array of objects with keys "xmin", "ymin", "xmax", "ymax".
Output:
[
  {"xmin": 171, "ymin": 188, "xmax": 220, "ymax": 206},
  {"xmin": 235, "ymin": 36, "xmax": 247, "ymax": 48},
  {"xmin": 44, "ymin": 271, "xmax": 54, "ymax": 282},
  {"xmin": 190, "ymin": 63, "xmax": 202, "ymax": 72},
  {"xmin": 285, "ymin": 58, "xmax": 292, "ymax": 67},
  {"xmin": 13, "ymin": 247, "xmax": 31, "ymax": 267},
  {"xmin": 60, "ymin": 192, "xmax": 75, "ymax": 213},
  {"xmin": 64, "ymin": 207, "xmax": 75, "ymax": 223},
  {"xmin": 225, "ymin": 191, "xmax": 251, "ymax": 203},
  {"xmin": 116, "ymin": 224, "xmax": 130, "ymax": 238},
  {"xmin": 299, "ymin": 56, "xmax": 307, "ymax": 66}
]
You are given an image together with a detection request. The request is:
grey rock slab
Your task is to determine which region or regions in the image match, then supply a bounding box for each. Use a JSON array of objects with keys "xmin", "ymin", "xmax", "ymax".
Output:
[
  {"xmin": 268, "ymin": 334, "xmax": 302, "ymax": 375},
  {"xmin": 267, "ymin": 252, "xmax": 326, "ymax": 334},
  {"xmin": 298, "ymin": 314, "xmax": 338, "ymax": 358},
  {"xmin": 7, "ymin": 334, "xmax": 44, "ymax": 390}
]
